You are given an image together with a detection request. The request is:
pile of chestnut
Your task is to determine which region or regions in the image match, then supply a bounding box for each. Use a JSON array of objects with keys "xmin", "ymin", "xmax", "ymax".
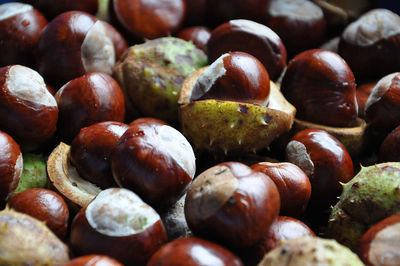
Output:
[{"xmin": 1, "ymin": 0, "xmax": 400, "ymax": 265}]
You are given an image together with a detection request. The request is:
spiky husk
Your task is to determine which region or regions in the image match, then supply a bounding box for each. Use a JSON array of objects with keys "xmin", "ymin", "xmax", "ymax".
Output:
[{"xmin": 327, "ymin": 162, "xmax": 400, "ymax": 250}]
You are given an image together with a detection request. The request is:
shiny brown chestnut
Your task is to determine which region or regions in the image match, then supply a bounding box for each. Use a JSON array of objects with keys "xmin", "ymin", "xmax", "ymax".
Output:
[
  {"xmin": 190, "ymin": 51, "xmax": 270, "ymax": 106},
  {"xmin": 207, "ymin": 19, "xmax": 286, "ymax": 81},
  {"xmin": 148, "ymin": 237, "xmax": 243, "ymax": 266},
  {"xmin": 0, "ymin": 65, "xmax": 58, "ymax": 151},
  {"xmin": 21, "ymin": 0, "xmax": 98, "ymax": 19},
  {"xmin": 339, "ymin": 9, "xmax": 400, "ymax": 80},
  {"xmin": 70, "ymin": 188, "xmax": 167, "ymax": 266},
  {"xmin": 0, "ymin": 130, "xmax": 22, "ymax": 204},
  {"xmin": 0, "ymin": 3, "xmax": 47, "ymax": 68},
  {"xmin": 177, "ymin": 26, "xmax": 211, "ymax": 53},
  {"xmin": 378, "ymin": 125, "xmax": 400, "ymax": 163},
  {"xmin": 37, "ymin": 11, "xmax": 115, "ymax": 87},
  {"xmin": 356, "ymin": 81, "xmax": 376, "ymax": 119},
  {"xmin": 251, "ymin": 162, "xmax": 311, "ymax": 217},
  {"xmin": 55, "ymin": 72, "xmax": 125, "ymax": 142},
  {"xmin": 281, "ymin": 49, "xmax": 358, "ymax": 127},
  {"xmin": 184, "ymin": 162, "xmax": 280, "ymax": 249},
  {"xmin": 111, "ymin": 118, "xmax": 196, "ymax": 210},
  {"xmin": 239, "ymin": 216, "xmax": 315, "ymax": 266},
  {"xmin": 266, "ymin": 0, "xmax": 326, "ymax": 57},
  {"xmin": 112, "ymin": 0, "xmax": 186, "ymax": 40},
  {"xmin": 70, "ymin": 121, "xmax": 129, "ymax": 189},
  {"xmin": 365, "ymin": 72, "xmax": 400, "ymax": 136},
  {"xmin": 286, "ymin": 128, "xmax": 354, "ymax": 210},
  {"xmin": 8, "ymin": 188, "xmax": 69, "ymax": 239},
  {"xmin": 358, "ymin": 214, "xmax": 400, "ymax": 266},
  {"xmin": 64, "ymin": 255, "xmax": 124, "ymax": 266}
]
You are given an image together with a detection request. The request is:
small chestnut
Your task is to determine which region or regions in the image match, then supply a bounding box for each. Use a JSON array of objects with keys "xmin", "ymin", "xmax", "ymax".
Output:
[
  {"xmin": 148, "ymin": 237, "xmax": 243, "ymax": 266},
  {"xmin": 0, "ymin": 65, "xmax": 58, "ymax": 151},
  {"xmin": 64, "ymin": 255, "xmax": 124, "ymax": 266},
  {"xmin": 266, "ymin": 0, "xmax": 327, "ymax": 57},
  {"xmin": 184, "ymin": 162, "xmax": 280, "ymax": 249},
  {"xmin": 112, "ymin": 0, "xmax": 186, "ymax": 40},
  {"xmin": 8, "ymin": 188, "xmax": 69, "ymax": 239},
  {"xmin": 207, "ymin": 19, "xmax": 287, "ymax": 81},
  {"xmin": 358, "ymin": 214, "xmax": 400, "ymax": 266},
  {"xmin": 286, "ymin": 128, "xmax": 354, "ymax": 210},
  {"xmin": 251, "ymin": 162, "xmax": 311, "ymax": 217},
  {"xmin": 70, "ymin": 188, "xmax": 167, "ymax": 266},
  {"xmin": 356, "ymin": 81, "xmax": 376, "ymax": 119},
  {"xmin": 0, "ymin": 2, "xmax": 47, "ymax": 67},
  {"xmin": 190, "ymin": 51, "xmax": 270, "ymax": 106},
  {"xmin": 378, "ymin": 125, "xmax": 400, "ymax": 163},
  {"xmin": 0, "ymin": 130, "xmax": 22, "ymax": 204},
  {"xmin": 111, "ymin": 118, "xmax": 196, "ymax": 210},
  {"xmin": 55, "ymin": 72, "xmax": 125, "ymax": 142},
  {"xmin": 37, "ymin": 11, "xmax": 116, "ymax": 87},
  {"xmin": 281, "ymin": 49, "xmax": 358, "ymax": 127},
  {"xmin": 177, "ymin": 26, "xmax": 211, "ymax": 53},
  {"xmin": 69, "ymin": 121, "xmax": 129, "ymax": 189}
]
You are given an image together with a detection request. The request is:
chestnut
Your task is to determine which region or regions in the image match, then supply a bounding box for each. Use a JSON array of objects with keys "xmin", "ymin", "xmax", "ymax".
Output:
[
  {"xmin": 358, "ymin": 214, "xmax": 400, "ymax": 266},
  {"xmin": 190, "ymin": 51, "xmax": 270, "ymax": 106},
  {"xmin": 184, "ymin": 162, "xmax": 280, "ymax": 249},
  {"xmin": 251, "ymin": 162, "xmax": 311, "ymax": 217},
  {"xmin": 0, "ymin": 2, "xmax": 47, "ymax": 68},
  {"xmin": 70, "ymin": 188, "xmax": 167, "ymax": 266},
  {"xmin": 64, "ymin": 255, "xmax": 123, "ymax": 266},
  {"xmin": 102, "ymin": 21, "xmax": 128, "ymax": 60},
  {"xmin": 207, "ymin": 19, "xmax": 287, "ymax": 81},
  {"xmin": 266, "ymin": 0, "xmax": 327, "ymax": 57},
  {"xmin": 177, "ymin": 26, "xmax": 211, "ymax": 53},
  {"xmin": 0, "ymin": 130, "xmax": 22, "ymax": 204},
  {"xmin": 338, "ymin": 9, "xmax": 400, "ymax": 80},
  {"xmin": 286, "ymin": 128, "xmax": 354, "ymax": 210},
  {"xmin": 0, "ymin": 65, "xmax": 58, "ymax": 151},
  {"xmin": 356, "ymin": 81, "xmax": 376, "ymax": 119},
  {"xmin": 365, "ymin": 72, "xmax": 400, "ymax": 136},
  {"xmin": 7, "ymin": 188, "xmax": 69, "ymax": 239},
  {"xmin": 148, "ymin": 237, "xmax": 243, "ymax": 266},
  {"xmin": 21, "ymin": 0, "xmax": 98, "ymax": 19},
  {"xmin": 70, "ymin": 121, "xmax": 129, "ymax": 189},
  {"xmin": 239, "ymin": 216, "xmax": 315, "ymax": 266},
  {"xmin": 55, "ymin": 72, "xmax": 125, "ymax": 142},
  {"xmin": 281, "ymin": 49, "xmax": 358, "ymax": 128},
  {"xmin": 111, "ymin": 118, "xmax": 196, "ymax": 210},
  {"xmin": 37, "ymin": 11, "xmax": 116, "ymax": 87},
  {"xmin": 112, "ymin": 0, "xmax": 186, "ymax": 40},
  {"xmin": 378, "ymin": 125, "xmax": 400, "ymax": 162}
]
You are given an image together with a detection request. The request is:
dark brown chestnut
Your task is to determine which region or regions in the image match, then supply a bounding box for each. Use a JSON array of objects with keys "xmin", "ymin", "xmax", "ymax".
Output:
[
  {"xmin": 281, "ymin": 49, "xmax": 358, "ymax": 127},
  {"xmin": 378, "ymin": 125, "xmax": 400, "ymax": 163},
  {"xmin": 365, "ymin": 72, "xmax": 400, "ymax": 136},
  {"xmin": 8, "ymin": 188, "xmax": 69, "ymax": 239},
  {"xmin": 70, "ymin": 188, "xmax": 167, "ymax": 266},
  {"xmin": 102, "ymin": 20, "xmax": 129, "ymax": 60},
  {"xmin": 0, "ymin": 130, "xmax": 22, "ymax": 204},
  {"xmin": 148, "ymin": 237, "xmax": 243, "ymax": 266},
  {"xmin": 37, "ymin": 11, "xmax": 116, "ymax": 87},
  {"xmin": 111, "ymin": 118, "xmax": 196, "ymax": 210},
  {"xmin": 339, "ymin": 9, "xmax": 400, "ymax": 80},
  {"xmin": 184, "ymin": 162, "xmax": 280, "ymax": 249},
  {"xmin": 286, "ymin": 128, "xmax": 354, "ymax": 210},
  {"xmin": 55, "ymin": 72, "xmax": 125, "ymax": 142},
  {"xmin": 251, "ymin": 162, "xmax": 311, "ymax": 217},
  {"xmin": 177, "ymin": 26, "xmax": 211, "ymax": 53},
  {"xmin": 64, "ymin": 255, "xmax": 124, "ymax": 266},
  {"xmin": 358, "ymin": 214, "xmax": 400, "ymax": 266},
  {"xmin": 112, "ymin": 0, "xmax": 186, "ymax": 40},
  {"xmin": 266, "ymin": 0, "xmax": 326, "ymax": 57},
  {"xmin": 21, "ymin": 0, "xmax": 98, "ymax": 19},
  {"xmin": 0, "ymin": 3, "xmax": 47, "ymax": 68},
  {"xmin": 0, "ymin": 65, "xmax": 58, "ymax": 151},
  {"xmin": 70, "ymin": 121, "xmax": 129, "ymax": 189},
  {"xmin": 207, "ymin": 19, "xmax": 286, "ymax": 81},
  {"xmin": 238, "ymin": 216, "xmax": 315, "ymax": 266},
  {"xmin": 190, "ymin": 51, "xmax": 270, "ymax": 106},
  {"xmin": 356, "ymin": 81, "xmax": 376, "ymax": 119}
]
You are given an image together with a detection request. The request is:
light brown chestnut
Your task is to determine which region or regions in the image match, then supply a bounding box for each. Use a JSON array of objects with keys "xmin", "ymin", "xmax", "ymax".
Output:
[{"xmin": 184, "ymin": 162, "xmax": 280, "ymax": 249}]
